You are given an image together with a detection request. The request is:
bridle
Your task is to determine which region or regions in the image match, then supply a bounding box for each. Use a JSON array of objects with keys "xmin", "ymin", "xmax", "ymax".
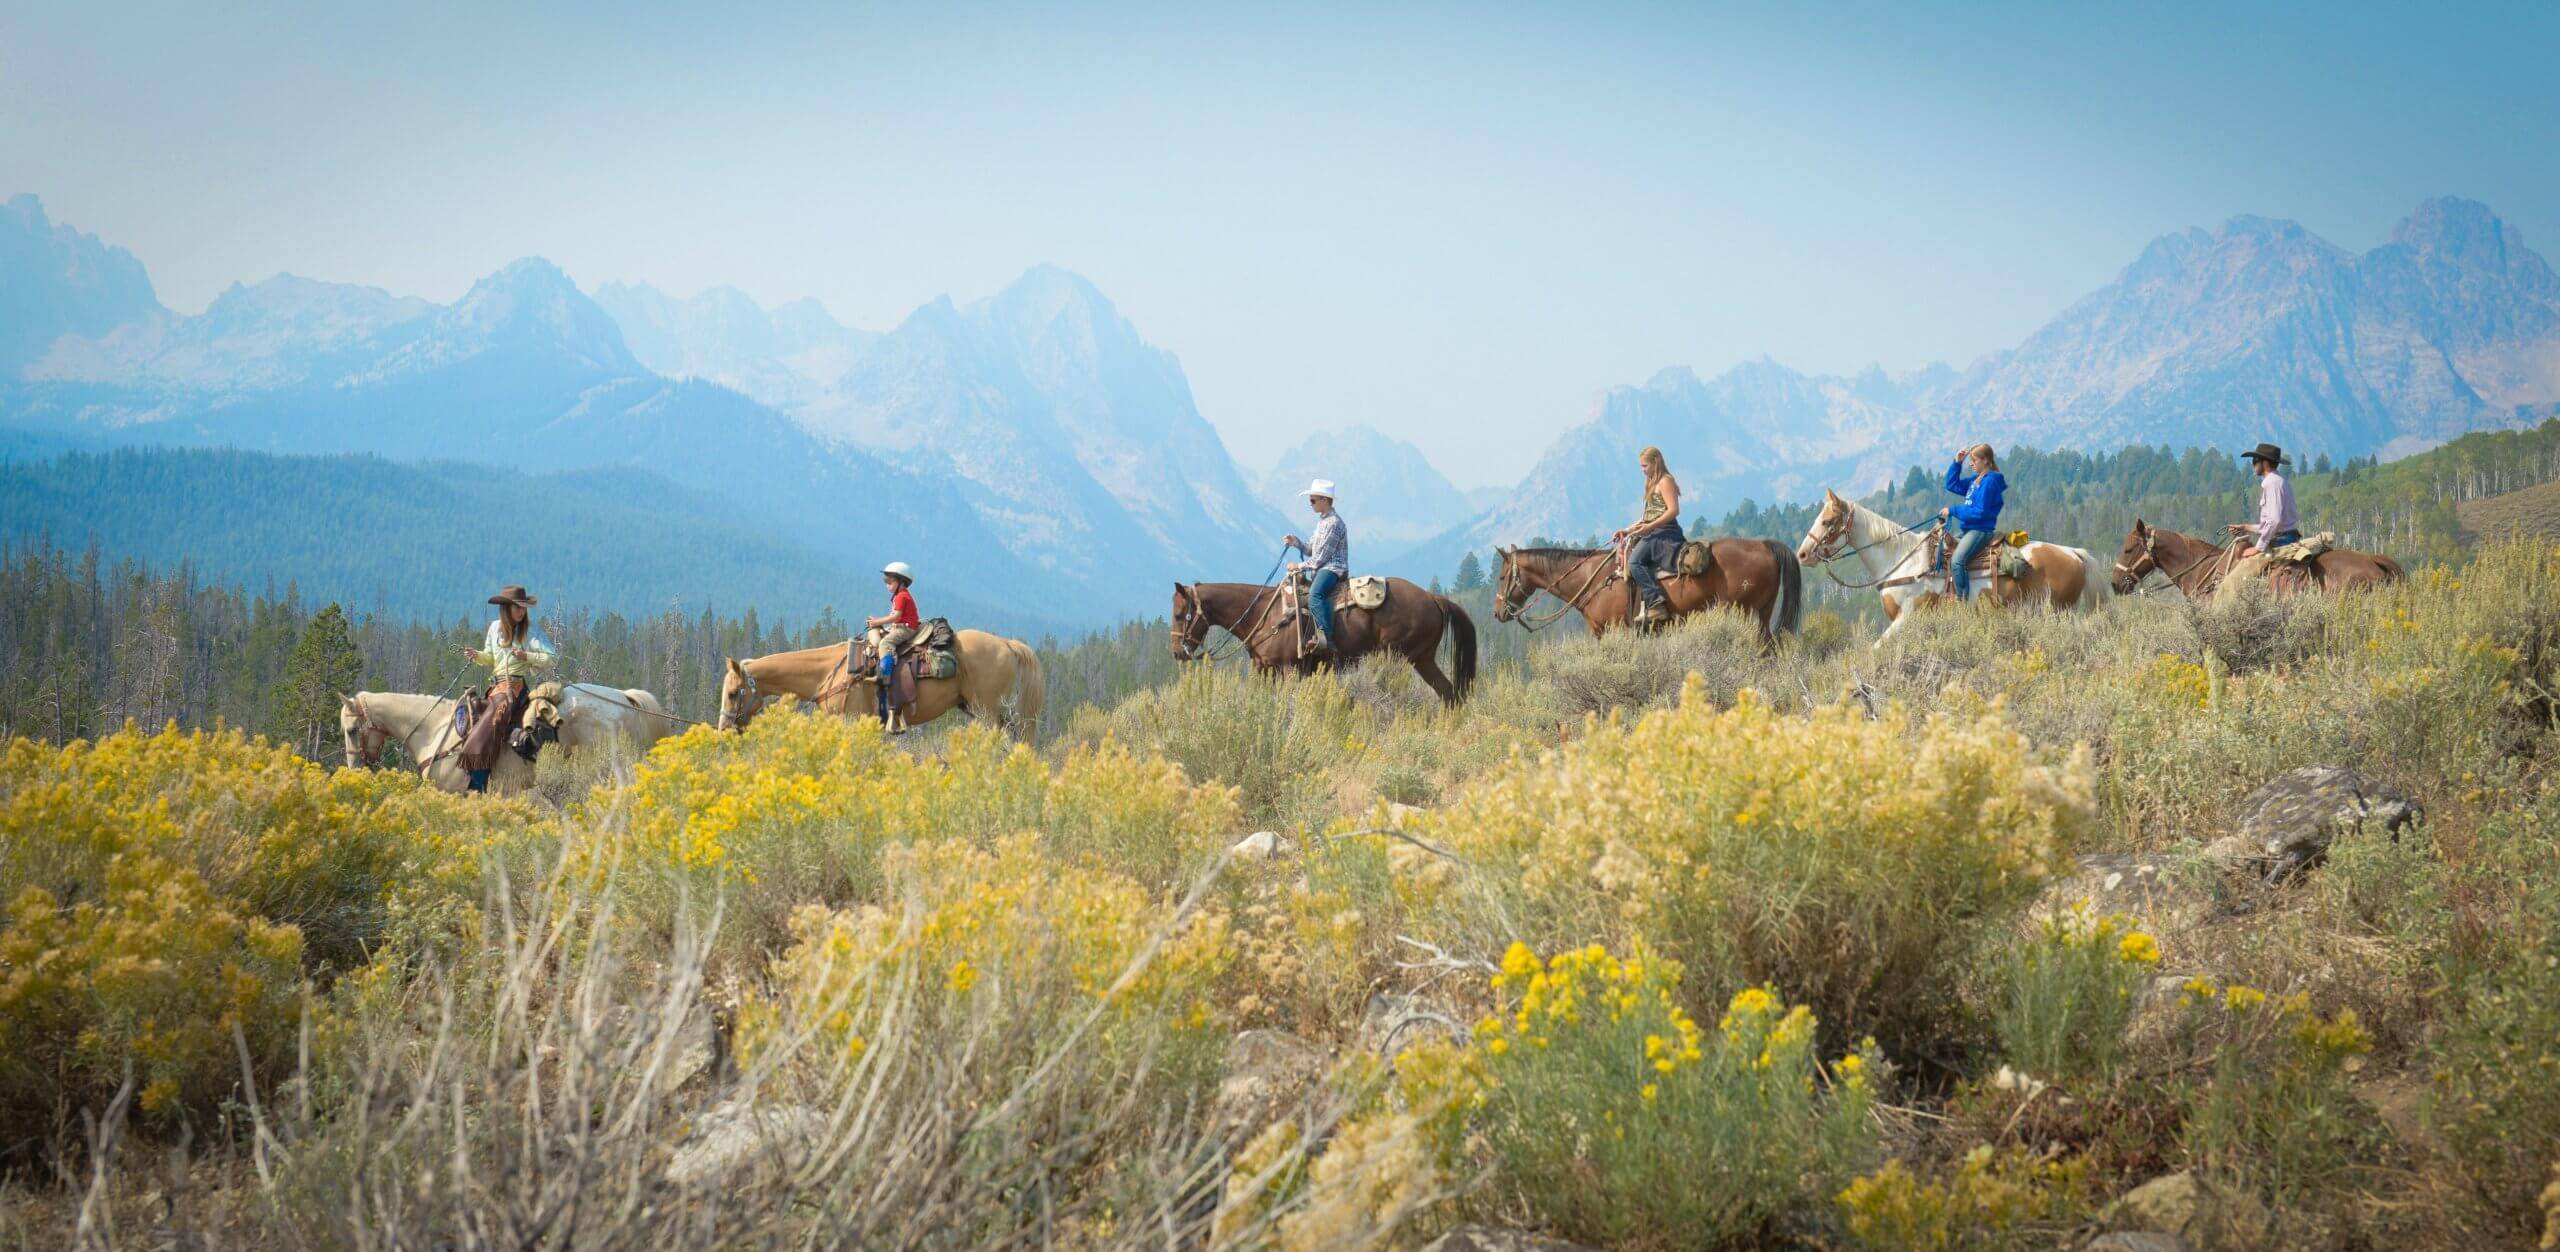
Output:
[
  {"xmin": 1173, "ymin": 580, "xmax": 1284, "ymax": 662},
  {"xmin": 720, "ymin": 663, "xmax": 764, "ymax": 731},
  {"xmin": 1800, "ymin": 505, "xmax": 1938, "ymax": 590},
  {"xmin": 1497, "ymin": 549, "xmax": 1618, "ymax": 632},
  {"xmin": 344, "ymin": 695, "xmax": 392, "ymax": 767},
  {"xmin": 2113, "ymin": 528, "xmax": 2235, "ymax": 594},
  {"xmin": 1170, "ymin": 585, "xmax": 1214, "ymax": 660}
]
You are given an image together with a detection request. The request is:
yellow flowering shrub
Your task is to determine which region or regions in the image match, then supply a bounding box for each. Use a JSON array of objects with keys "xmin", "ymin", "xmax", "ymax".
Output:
[
  {"xmin": 1836, "ymin": 1146, "xmax": 2092, "ymax": 1250},
  {"xmin": 737, "ymin": 835, "xmax": 1231, "ymax": 1097},
  {"xmin": 2174, "ymin": 978, "xmax": 2378, "ymax": 1196},
  {"xmin": 605, "ymin": 710, "xmax": 1237, "ymax": 966},
  {"xmin": 0, "ymin": 724, "xmax": 526, "ymax": 1130},
  {"xmin": 1995, "ymin": 902, "xmax": 2160, "ymax": 1085},
  {"xmin": 1454, "ymin": 942, "xmax": 1876, "ymax": 1245},
  {"xmin": 1404, "ymin": 682, "xmax": 2088, "ymax": 1053}
]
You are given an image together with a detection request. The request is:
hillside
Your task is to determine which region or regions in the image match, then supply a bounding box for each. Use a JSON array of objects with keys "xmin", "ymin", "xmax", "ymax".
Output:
[
  {"xmin": 0, "ymin": 447, "xmax": 1053, "ymax": 634},
  {"xmin": 2459, "ymin": 478, "xmax": 2560, "ymax": 542}
]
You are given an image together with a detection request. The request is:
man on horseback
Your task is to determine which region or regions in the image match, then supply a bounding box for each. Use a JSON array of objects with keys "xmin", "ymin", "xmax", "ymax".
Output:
[
  {"xmin": 2220, "ymin": 442, "xmax": 2300, "ymax": 597},
  {"xmin": 866, "ymin": 562, "xmax": 922, "ymax": 729},
  {"xmin": 458, "ymin": 585, "xmax": 553, "ymax": 793},
  {"xmin": 1613, "ymin": 446, "xmax": 1683, "ymax": 627},
  {"xmin": 1282, "ymin": 480, "xmax": 1349, "ymax": 655},
  {"xmin": 1939, "ymin": 444, "xmax": 2006, "ymax": 600}
]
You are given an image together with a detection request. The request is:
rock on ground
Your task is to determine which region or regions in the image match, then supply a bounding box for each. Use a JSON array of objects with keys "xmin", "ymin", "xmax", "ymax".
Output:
[
  {"xmin": 1229, "ymin": 830, "xmax": 1298, "ymax": 860},
  {"xmin": 1212, "ymin": 1029, "xmax": 1326, "ymax": 1130},
  {"xmin": 1418, "ymin": 1226, "xmax": 1602, "ymax": 1252},
  {"xmin": 2201, "ymin": 765, "xmax": 2420, "ymax": 885},
  {"xmin": 2102, "ymin": 1171, "xmax": 2272, "ymax": 1252},
  {"xmin": 665, "ymin": 1098, "xmax": 828, "ymax": 1186}
]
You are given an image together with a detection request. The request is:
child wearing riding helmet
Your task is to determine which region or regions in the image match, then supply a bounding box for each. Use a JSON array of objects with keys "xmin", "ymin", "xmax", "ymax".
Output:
[{"xmin": 866, "ymin": 562, "xmax": 922, "ymax": 727}]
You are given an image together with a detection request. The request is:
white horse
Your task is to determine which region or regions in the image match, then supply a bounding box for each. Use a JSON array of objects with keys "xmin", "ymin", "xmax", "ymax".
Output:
[
  {"xmin": 339, "ymin": 683, "xmax": 679, "ymax": 794},
  {"xmin": 1794, "ymin": 490, "xmax": 2109, "ymax": 642}
]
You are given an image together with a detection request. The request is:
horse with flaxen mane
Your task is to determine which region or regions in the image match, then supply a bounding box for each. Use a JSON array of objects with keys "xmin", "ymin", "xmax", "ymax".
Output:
[
  {"xmin": 340, "ymin": 683, "xmax": 674, "ymax": 794},
  {"xmin": 1490, "ymin": 539, "xmax": 1801, "ymax": 641},
  {"xmin": 1795, "ymin": 490, "xmax": 2107, "ymax": 642},
  {"xmin": 2110, "ymin": 519, "xmax": 2402, "ymax": 599},
  {"xmin": 1170, "ymin": 576, "xmax": 1477, "ymax": 705},
  {"xmin": 718, "ymin": 629, "xmax": 1045, "ymax": 736}
]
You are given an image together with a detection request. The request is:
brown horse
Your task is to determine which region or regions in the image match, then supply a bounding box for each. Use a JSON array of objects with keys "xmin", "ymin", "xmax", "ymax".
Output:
[
  {"xmin": 2111, "ymin": 519, "xmax": 2403, "ymax": 599},
  {"xmin": 1170, "ymin": 577, "xmax": 1478, "ymax": 705},
  {"xmin": 718, "ymin": 630, "xmax": 1045, "ymax": 735},
  {"xmin": 1489, "ymin": 540, "xmax": 1802, "ymax": 640}
]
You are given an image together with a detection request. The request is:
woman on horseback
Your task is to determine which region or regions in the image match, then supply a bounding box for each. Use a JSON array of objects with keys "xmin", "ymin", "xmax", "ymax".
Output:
[
  {"xmin": 458, "ymin": 584, "xmax": 554, "ymax": 793},
  {"xmin": 1613, "ymin": 446, "xmax": 1682, "ymax": 626},
  {"xmin": 866, "ymin": 562, "xmax": 922, "ymax": 728},
  {"xmin": 1940, "ymin": 444, "xmax": 2006, "ymax": 600}
]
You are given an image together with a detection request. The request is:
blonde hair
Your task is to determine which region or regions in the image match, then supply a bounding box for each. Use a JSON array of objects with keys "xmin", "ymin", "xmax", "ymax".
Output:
[
  {"xmin": 1639, "ymin": 445, "xmax": 1667, "ymax": 476},
  {"xmin": 1969, "ymin": 443, "xmax": 1999, "ymax": 471}
]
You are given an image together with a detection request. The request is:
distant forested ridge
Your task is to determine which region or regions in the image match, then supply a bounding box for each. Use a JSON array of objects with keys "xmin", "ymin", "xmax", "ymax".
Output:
[{"xmin": 0, "ymin": 446, "xmax": 1055, "ymax": 635}]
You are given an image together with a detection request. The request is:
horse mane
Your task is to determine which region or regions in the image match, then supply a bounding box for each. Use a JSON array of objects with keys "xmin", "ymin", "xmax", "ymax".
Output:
[{"xmin": 1509, "ymin": 545, "xmax": 1607, "ymax": 559}]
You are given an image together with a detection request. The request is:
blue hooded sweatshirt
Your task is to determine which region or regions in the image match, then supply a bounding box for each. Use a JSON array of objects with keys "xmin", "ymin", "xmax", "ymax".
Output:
[{"xmin": 1944, "ymin": 458, "xmax": 2005, "ymax": 533}]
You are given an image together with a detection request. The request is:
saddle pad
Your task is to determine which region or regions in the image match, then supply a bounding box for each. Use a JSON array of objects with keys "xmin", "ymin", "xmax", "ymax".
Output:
[{"xmin": 1344, "ymin": 575, "xmax": 1389, "ymax": 610}]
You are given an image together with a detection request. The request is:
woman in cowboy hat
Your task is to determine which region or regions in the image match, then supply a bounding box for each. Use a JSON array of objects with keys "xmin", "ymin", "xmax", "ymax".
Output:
[
  {"xmin": 865, "ymin": 562, "xmax": 922, "ymax": 727},
  {"xmin": 2219, "ymin": 442, "xmax": 2301, "ymax": 597},
  {"xmin": 1283, "ymin": 479, "xmax": 1349, "ymax": 654},
  {"xmin": 459, "ymin": 585, "xmax": 555, "ymax": 792}
]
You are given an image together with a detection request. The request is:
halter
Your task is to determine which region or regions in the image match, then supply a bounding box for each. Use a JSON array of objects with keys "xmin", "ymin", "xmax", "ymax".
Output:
[
  {"xmin": 1497, "ymin": 549, "xmax": 1619, "ymax": 632},
  {"xmin": 1800, "ymin": 507, "xmax": 1939, "ymax": 590},
  {"xmin": 722, "ymin": 664, "xmax": 764, "ymax": 730},
  {"xmin": 344, "ymin": 695, "xmax": 391, "ymax": 767}
]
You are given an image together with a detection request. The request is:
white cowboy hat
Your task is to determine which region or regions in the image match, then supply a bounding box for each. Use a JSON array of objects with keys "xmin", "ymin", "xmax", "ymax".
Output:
[
  {"xmin": 1301, "ymin": 478, "xmax": 1337, "ymax": 500},
  {"xmin": 882, "ymin": 561, "xmax": 914, "ymax": 581}
]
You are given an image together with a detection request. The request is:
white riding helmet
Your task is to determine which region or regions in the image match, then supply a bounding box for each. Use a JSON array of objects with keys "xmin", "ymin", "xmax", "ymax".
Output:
[{"xmin": 882, "ymin": 561, "xmax": 914, "ymax": 581}]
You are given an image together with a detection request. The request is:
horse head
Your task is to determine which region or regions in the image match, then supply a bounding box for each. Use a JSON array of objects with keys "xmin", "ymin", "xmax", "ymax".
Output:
[
  {"xmin": 1795, "ymin": 491, "xmax": 1852, "ymax": 565},
  {"xmin": 2111, "ymin": 518, "xmax": 2156, "ymax": 595},
  {"xmin": 340, "ymin": 694, "xmax": 389, "ymax": 767},
  {"xmin": 1491, "ymin": 547, "xmax": 1527, "ymax": 622},
  {"xmin": 1169, "ymin": 582, "xmax": 1213, "ymax": 660},
  {"xmin": 717, "ymin": 658, "xmax": 761, "ymax": 731}
]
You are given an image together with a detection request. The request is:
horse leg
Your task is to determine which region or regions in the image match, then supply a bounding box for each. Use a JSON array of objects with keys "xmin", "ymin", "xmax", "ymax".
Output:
[{"xmin": 1408, "ymin": 646, "xmax": 1458, "ymax": 705}]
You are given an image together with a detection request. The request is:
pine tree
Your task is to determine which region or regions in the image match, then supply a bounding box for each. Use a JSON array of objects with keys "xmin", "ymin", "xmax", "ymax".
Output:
[
  {"xmin": 274, "ymin": 603, "xmax": 366, "ymax": 760},
  {"xmin": 1454, "ymin": 551, "xmax": 1485, "ymax": 591}
]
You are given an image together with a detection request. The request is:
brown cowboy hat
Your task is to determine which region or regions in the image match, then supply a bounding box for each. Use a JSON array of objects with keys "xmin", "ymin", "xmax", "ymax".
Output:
[
  {"xmin": 2242, "ymin": 442, "xmax": 2290, "ymax": 467},
  {"xmin": 487, "ymin": 585, "xmax": 539, "ymax": 608}
]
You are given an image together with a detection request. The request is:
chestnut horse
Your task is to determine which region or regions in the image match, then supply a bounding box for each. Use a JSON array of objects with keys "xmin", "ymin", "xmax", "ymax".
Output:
[
  {"xmin": 1489, "ymin": 539, "xmax": 1802, "ymax": 640},
  {"xmin": 2110, "ymin": 519, "xmax": 2402, "ymax": 599},
  {"xmin": 1170, "ymin": 577, "xmax": 1478, "ymax": 705},
  {"xmin": 1795, "ymin": 490, "xmax": 2106, "ymax": 642},
  {"xmin": 718, "ymin": 630, "xmax": 1045, "ymax": 736}
]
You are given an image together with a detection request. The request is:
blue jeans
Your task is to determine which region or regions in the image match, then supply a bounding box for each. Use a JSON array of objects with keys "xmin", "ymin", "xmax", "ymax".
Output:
[
  {"xmin": 1949, "ymin": 528, "xmax": 1993, "ymax": 600},
  {"xmin": 1627, "ymin": 527, "xmax": 1682, "ymax": 610},
  {"xmin": 1308, "ymin": 568, "xmax": 1343, "ymax": 645}
]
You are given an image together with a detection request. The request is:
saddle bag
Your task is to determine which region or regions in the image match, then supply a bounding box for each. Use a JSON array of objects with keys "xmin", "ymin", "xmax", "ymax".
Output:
[
  {"xmin": 1345, "ymin": 575, "xmax": 1389, "ymax": 610},
  {"xmin": 914, "ymin": 650, "xmax": 960, "ymax": 680},
  {"xmin": 2273, "ymin": 532, "xmax": 2335, "ymax": 564},
  {"xmin": 1674, "ymin": 540, "xmax": 1715, "ymax": 577},
  {"xmin": 1996, "ymin": 546, "xmax": 2030, "ymax": 581}
]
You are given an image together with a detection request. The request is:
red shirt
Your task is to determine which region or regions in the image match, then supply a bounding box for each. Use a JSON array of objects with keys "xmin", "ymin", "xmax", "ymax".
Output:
[{"xmin": 889, "ymin": 587, "xmax": 920, "ymax": 628}]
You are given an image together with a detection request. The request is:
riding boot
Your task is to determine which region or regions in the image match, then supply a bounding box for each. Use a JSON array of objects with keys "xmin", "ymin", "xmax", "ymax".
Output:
[{"xmin": 467, "ymin": 769, "xmax": 490, "ymax": 794}]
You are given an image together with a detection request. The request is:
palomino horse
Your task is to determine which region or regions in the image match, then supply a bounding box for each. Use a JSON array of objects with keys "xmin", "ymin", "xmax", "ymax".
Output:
[
  {"xmin": 1490, "ymin": 540, "xmax": 1802, "ymax": 640},
  {"xmin": 1169, "ymin": 577, "xmax": 1478, "ymax": 705},
  {"xmin": 718, "ymin": 629, "xmax": 1046, "ymax": 736},
  {"xmin": 1795, "ymin": 490, "xmax": 2106, "ymax": 641},
  {"xmin": 340, "ymin": 683, "xmax": 676, "ymax": 794},
  {"xmin": 2110, "ymin": 519, "xmax": 2403, "ymax": 599}
]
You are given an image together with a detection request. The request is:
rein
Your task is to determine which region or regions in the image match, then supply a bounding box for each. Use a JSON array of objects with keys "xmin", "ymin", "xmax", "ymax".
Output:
[
  {"xmin": 1806, "ymin": 514, "xmax": 1941, "ymax": 590},
  {"xmin": 1504, "ymin": 550, "xmax": 1619, "ymax": 632},
  {"xmin": 349, "ymin": 673, "xmax": 467, "ymax": 769},
  {"xmin": 1178, "ymin": 544, "xmax": 1292, "ymax": 663},
  {"xmin": 2116, "ymin": 531, "xmax": 2239, "ymax": 596}
]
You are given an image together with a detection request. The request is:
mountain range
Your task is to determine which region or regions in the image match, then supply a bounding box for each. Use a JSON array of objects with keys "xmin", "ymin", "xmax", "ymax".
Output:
[
  {"xmin": 2, "ymin": 192, "xmax": 2553, "ymax": 621},
  {"xmin": 1400, "ymin": 196, "xmax": 2560, "ymax": 575}
]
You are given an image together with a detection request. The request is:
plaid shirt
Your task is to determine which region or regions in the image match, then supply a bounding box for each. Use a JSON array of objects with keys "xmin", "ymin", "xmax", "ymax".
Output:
[{"xmin": 1296, "ymin": 513, "xmax": 1349, "ymax": 574}]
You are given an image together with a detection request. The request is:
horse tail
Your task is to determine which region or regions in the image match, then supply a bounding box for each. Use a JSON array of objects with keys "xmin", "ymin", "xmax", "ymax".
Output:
[
  {"xmin": 2073, "ymin": 546, "xmax": 2110, "ymax": 610},
  {"xmin": 1440, "ymin": 596, "xmax": 1479, "ymax": 702},
  {"xmin": 1005, "ymin": 637, "xmax": 1047, "ymax": 737},
  {"xmin": 1764, "ymin": 539, "xmax": 1803, "ymax": 637},
  {"xmin": 2375, "ymin": 554, "xmax": 2406, "ymax": 584}
]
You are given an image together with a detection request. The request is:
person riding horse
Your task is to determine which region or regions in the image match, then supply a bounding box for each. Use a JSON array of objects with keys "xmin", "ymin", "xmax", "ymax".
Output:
[
  {"xmin": 1940, "ymin": 444, "xmax": 2007, "ymax": 600},
  {"xmin": 458, "ymin": 584, "xmax": 554, "ymax": 793},
  {"xmin": 2218, "ymin": 442, "xmax": 2300, "ymax": 599},
  {"xmin": 866, "ymin": 561, "xmax": 922, "ymax": 729},
  {"xmin": 1614, "ymin": 446, "xmax": 1683, "ymax": 626},
  {"xmin": 1282, "ymin": 480, "xmax": 1349, "ymax": 655}
]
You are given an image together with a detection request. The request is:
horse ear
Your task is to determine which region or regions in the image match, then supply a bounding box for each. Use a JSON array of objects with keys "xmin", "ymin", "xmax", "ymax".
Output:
[
  {"xmin": 2133, "ymin": 517, "xmax": 2149, "ymax": 533},
  {"xmin": 724, "ymin": 657, "xmax": 743, "ymax": 677}
]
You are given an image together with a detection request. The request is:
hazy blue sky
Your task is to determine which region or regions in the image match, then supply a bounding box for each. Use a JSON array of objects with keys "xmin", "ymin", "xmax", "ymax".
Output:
[{"xmin": 7, "ymin": 1, "xmax": 2555, "ymax": 484}]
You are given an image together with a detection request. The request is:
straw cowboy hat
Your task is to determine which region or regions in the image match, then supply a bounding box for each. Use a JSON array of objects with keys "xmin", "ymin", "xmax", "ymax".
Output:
[
  {"xmin": 882, "ymin": 561, "xmax": 915, "ymax": 582},
  {"xmin": 487, "ymin": 585, "xmax": 538, "ymax": 608},
  {"xmin": 1301, "ymin": 478, "xmax": 1337, "ymax": 500},
  {"xmin": 2242, "ymin": 443, "xmax": 2291, "ymax": 467}
]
